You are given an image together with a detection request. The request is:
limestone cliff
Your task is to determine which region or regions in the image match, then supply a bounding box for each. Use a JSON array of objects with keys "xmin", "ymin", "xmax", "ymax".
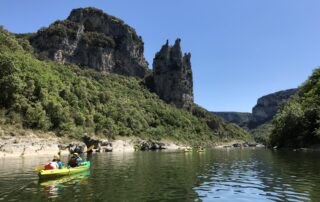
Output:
[
  {"xmin": 250, "ymin": 88, "xmax": 297, "ymax": 127},
  {"xmin": 29, "ymin": 7, "xmax": 148, "ymax": 77},
  {"xmin": 213, "ymin": 88, "xmax": 297, "ymax": 129},
  {"xmin": 213, "ymin": 112, "xmax": 252, "ymax": 127},
  {"xmin": 152, "ymin": 39, "xmax": 194, "ymax": 110}
]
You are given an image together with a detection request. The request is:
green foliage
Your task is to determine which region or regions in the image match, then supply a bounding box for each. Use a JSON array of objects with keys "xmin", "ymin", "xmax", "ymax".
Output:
[
  {"xmin": 250, "ymin": 123, "xmax": 272, "ymax": 145},
  {"xmin": 16, "ymin": 36, "xmax": 34, "ymax": 54},
  {"xmin": 81, "ymin": 32, "xmax": 116, "ymax": 48},
  {"xmin": 24, "ymin": 102, "xmax": 51, "ymax": 129},
  {"xmin": 0, "ymin": 26, "xmax": 23, "ymax": 52},
  {"xmin": 192, "ymin": 105, "xmax": 251, "ymax": 141},
  {"xmin": 0, "ymin": 28, "xmax": 249, "ymax": 143},
  {"xmin": 270, "ymin": 68, "xmax": 320, "ymax": 148},
  {"xmin": 29, "ymin": 20, "xmax": 79, "ymax": 53}
]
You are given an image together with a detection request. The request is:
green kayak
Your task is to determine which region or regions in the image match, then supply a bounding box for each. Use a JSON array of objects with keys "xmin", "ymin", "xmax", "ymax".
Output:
[{"xmin": 38, "ymin": 161, "xmax": 91, "ymax": 179}]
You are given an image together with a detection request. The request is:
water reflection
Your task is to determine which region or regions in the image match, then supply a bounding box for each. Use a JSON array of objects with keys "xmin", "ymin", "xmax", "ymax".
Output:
[
  {"xmin": 194, "ymin": 149, "xmax": 320, "ymax": 201},
  {"xmin": 40, "ymin": 171, "xmax": 90, "ymax": 199},
  {"xmin": 1, "ymin": 149, "xmax": 320, "ymax": 201}
]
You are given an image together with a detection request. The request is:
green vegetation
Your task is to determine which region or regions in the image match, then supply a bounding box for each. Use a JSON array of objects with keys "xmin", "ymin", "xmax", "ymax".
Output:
[
  {"xmin": 0, "ymin": 27, "xmax": 249, "ymax": 144},
  {"xmin": 69, "ymin": 7, "xmax": 141, "ymax": 44},
  {"xmin": 270, "ymin": 68, "xmax": 320, "ymax": 148},
  {"xmin": 81, "ymin": 32, "xmax": 116, "ymax": 48},
  {"xmin": 28, "ymin": 20, "xmax": 79, "ymax": 55},
  {"xmin": 250, "ymin": 123, "xmax": 272, "ymax": 145},
  {"xmin": 192, "ymin": 106, "xmax": 249, "ymax": 140}
]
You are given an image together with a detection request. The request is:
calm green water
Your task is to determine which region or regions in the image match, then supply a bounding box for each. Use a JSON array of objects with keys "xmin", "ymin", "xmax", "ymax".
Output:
[{"xmin": 0, "ymin": 149, "xmax": 320, "ymax": 201}]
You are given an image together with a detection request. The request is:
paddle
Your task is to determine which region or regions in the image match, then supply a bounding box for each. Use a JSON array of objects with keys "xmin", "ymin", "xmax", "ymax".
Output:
[
  {"xmin": 34, "ymin": 165, "xmax": 45, "ymax": 171},
  {"xmin": 86, "ymin": 145, "xmax": 94, "ymax": 153},
  {"xmin": 34, "ymin": 151, "xmax": 61, "ymax": 171}
]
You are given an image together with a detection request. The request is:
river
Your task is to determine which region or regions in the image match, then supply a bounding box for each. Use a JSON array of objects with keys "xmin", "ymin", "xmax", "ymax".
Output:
[{"xmin": 0, "ymin": 148, "xmax": 319, "ymax": 201}]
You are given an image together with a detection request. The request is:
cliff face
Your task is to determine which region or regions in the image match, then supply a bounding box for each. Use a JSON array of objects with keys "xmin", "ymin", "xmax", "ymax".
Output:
[
  {"xmin": 213, "ymin": 88, "xmax": 297, "ymax": 129},
  {"xmin": 29, "ymin": 8, "xmax": 195, "ymax": 108},
  {"xmin": 250, "ymin": 88, "xmax": 297, "ymax": 127},
  {"xmin": 213, "ymin": 112, "xmax": 252, "ymax": 127},
  {"xmin": 0, "ymin": 26, "xmax": 251, "ymax": 144},
  {"xmin": 152, "ymin": 39, "xmax": 194, "ymax": 110},
  {"xmin": 29, "ymin": 7, "xmax": 148, "ymax": 77}
]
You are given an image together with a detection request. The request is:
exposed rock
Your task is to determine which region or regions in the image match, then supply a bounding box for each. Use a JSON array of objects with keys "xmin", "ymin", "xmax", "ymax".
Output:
[
  {"xmin": 82, "ymin": 135, "xmax": 101, "ymax": 149},
  {"xmin": 213, "ymin": 112, "xmax": 252, "ymax": 127},
  {"xmin": 249, "ymin": 88, "xmax": 297, "ymax": 127},
  {"xmin": 67, "ymin": 143, "xmax": 86, "ymax": 154},
  {"xmin": 101, "ymin": 144, "xmax": 113, "ymax": 152},
  {"xmin": 138, "ymin": 140, "xmax": 166, "ymax": 151},
  {"xmin": 152, "ymin": 39, "xmax": 194, "ymax": 110},
  {"xmin": 212, "ymin": 88, "xmax": 297, "ymax": 129},
  {"xmin": 212, "ymin": 89, "xmax": 297, "ymax": 144},
  {"xmin": 233, "ymin": 143, "xmax": 242, "ymax": 148},
  {"xmin": 29, "ymin": 7, "xmax": 148, "ymax": 77},
  {"xmin": 0, "ymin": 136, "xmax": 71, "ymax": 158}
]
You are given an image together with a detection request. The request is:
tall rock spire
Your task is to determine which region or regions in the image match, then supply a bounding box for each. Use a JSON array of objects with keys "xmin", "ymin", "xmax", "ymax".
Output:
[{"xmin": 152, "ymin": 38, "xmax": 194, "ymax": 110}]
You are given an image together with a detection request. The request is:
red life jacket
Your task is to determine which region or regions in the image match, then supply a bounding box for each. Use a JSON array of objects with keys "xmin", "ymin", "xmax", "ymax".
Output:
[
  {"xmin": 69, "ymin": 157, "xmax": 78, "ymax": 167},
  {"xmin": 44, "ymin": 162, "xmax": 58, "ymax": 170}
]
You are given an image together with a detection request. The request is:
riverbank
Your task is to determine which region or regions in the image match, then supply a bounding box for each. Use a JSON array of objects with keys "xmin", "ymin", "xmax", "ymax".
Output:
[
  {"xmin": 0, "ymin": 125, "xmax": 255, "ymax": 158},
  {"xmin": 0, "ymin": 127, "xmax": 77, "ymax": 158},
  {"xmin": 0, "ymin": 126, "xmax": 185, "ymax": 158},
  {"xmin": 0, "ymin": 136, "xmax": 182, "ymax": 159}
]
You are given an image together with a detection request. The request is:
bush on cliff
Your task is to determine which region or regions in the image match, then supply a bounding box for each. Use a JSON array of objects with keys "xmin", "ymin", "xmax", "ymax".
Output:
[{"xmin": 270, "ymin": 68, "xmax": 320, "ymax": 148}]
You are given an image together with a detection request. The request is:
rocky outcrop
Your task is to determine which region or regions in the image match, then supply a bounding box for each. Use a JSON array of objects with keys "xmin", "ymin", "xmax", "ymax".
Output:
[
  {"xmin": 250, "ymin": 88, "xmax": 297, "ymax": 127},
  {"xmin": 82, "ymin": 135, "xmax": 169, "ymax": 152},
  {"xmin": 29, "ymin": 7, "xmax": 148, "ymax": 77},
  {"xmin": 152, "ymin": 39, "xmax": 193, "ymax": 110},
  {"xmin": 213, "ymin": 112, "xmax": 252, "ymax": 127},
  {"xmin": 213, "ymin": 88, "xmax": 297, "ymax": 129},
  {"xmin": 137, "ymin": 141, "xmax": 166, "ymax": 151}
]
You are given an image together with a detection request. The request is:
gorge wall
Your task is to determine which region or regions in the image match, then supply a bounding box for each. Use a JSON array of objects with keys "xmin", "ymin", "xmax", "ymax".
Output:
[
  {"xmin": 28, "ymin": 7, "xmax": 148, "ymax": 77},
  {"xmin": 27, "ymin": 8, "xmax": 194, "ymax": 110},
  {"xmin": 213, "ymin": 112, "xmax": 252, "ymax": 127},
  {"xmin": 250, "ymin": 88, "xmax": 298, "ymax": 127},
  {"xmin": 213, "ymin": 88, "xmax": 297, "ymax": 129}
]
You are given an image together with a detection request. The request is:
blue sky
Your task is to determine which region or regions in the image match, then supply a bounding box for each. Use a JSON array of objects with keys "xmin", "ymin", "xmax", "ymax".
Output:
[{"xmin": 1, "ymin": 0, "xmax": 320, "ymax": 112}]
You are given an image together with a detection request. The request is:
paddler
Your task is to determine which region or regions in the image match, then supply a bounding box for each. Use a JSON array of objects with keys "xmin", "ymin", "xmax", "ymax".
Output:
[
  {"xmin": 44, "ymin": 154, "xmax": 63, "ymax": 170},
  {"xmin": 68, "ymin": 152, "xmax": 82, "ymax": 167}
]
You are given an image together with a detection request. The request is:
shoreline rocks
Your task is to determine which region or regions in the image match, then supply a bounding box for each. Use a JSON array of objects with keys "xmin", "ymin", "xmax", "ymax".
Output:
[
  {"xmin": 0, "ymin": 136, "xmax": 72, "ymax": 158},
  {"xmin": 0, "ymin": 134, "xmax": 268, "ymax": 159},
  {"xmin": 82, "ymin": 135, "xmax": 173, "ymax": 152},
  {"xmin": 214, "ymin": 142, "xmax": 265, "ymax": 149}
]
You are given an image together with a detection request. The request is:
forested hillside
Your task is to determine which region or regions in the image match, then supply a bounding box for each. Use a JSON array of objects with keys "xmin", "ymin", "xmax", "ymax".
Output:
[{"xmin": 0, "ymin": 27, "xmax": 250, "ymax": 144}]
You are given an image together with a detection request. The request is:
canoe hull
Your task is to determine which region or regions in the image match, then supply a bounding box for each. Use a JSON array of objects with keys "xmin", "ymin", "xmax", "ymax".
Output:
[{"xmin": 38, "ymin": 161, "xmax": 90, "ymax": 179}]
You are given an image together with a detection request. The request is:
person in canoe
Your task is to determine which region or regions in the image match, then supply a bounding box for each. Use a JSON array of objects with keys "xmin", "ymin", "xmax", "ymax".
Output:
[
  {"xmin": 44, "ymin": 154, "xmax": 63, "ymax": 170},
  {"xmin": 68, "ymin": 152, "xmax": 83, "ymax": 167}
]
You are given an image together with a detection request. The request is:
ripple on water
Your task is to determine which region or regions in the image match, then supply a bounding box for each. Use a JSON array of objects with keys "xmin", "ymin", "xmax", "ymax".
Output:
[
  {"xmin": 1, "ymin": 149, "xmax": 320, "ymax": 201},
  {"xmin": 194, "ymin": 149, "xmax": 320, "ymax": 202}
]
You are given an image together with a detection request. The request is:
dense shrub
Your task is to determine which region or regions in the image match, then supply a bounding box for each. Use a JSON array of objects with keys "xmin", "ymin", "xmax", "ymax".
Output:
[{"xmin": 270, "ymin": 68, "xmax": 320, "ymax": 148}]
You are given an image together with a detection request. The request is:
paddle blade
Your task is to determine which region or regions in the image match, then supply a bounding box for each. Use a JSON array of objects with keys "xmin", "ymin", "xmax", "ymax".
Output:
[
  {"xmin": 35, "ymin": 165, "xmax": 45, "ymax": 171},
  {"xmin": 86, "ymin": 145, "xmax": 94, "ymax": 152}
]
